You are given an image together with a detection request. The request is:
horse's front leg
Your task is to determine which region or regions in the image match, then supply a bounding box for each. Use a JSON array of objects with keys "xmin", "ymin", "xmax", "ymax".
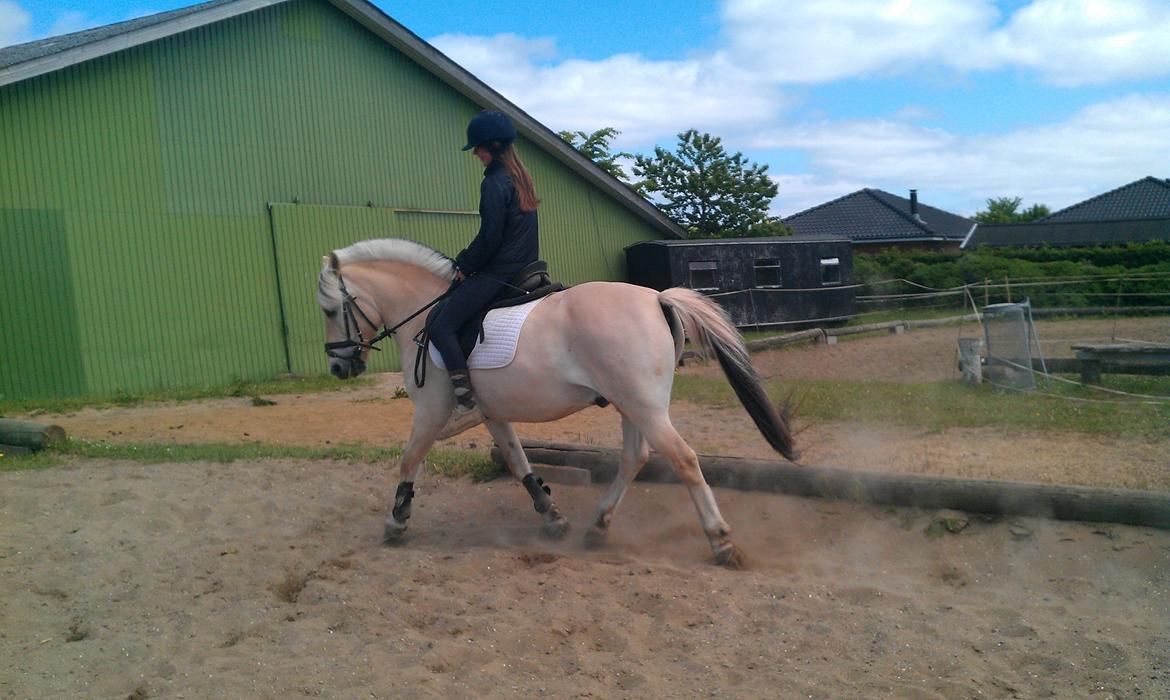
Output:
[
  {"xmin": 383, "ymin": 401, "xmax": 446, "ymax": 544},
  {"xmin": 484, "ymin": 419, "xmax": 570, "ymax": 540}
]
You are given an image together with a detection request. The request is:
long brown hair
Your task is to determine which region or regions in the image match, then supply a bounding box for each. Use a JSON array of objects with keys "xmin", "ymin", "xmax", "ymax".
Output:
[{"xmin": 494, "ymin": 143, "xmax": 539, "ymax": 212}]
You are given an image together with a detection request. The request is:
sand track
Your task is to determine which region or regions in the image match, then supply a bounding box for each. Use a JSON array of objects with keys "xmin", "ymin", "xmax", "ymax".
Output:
[{"xmin": 3, "ymin": 459, "xmax": 1167, "ymax": 698}]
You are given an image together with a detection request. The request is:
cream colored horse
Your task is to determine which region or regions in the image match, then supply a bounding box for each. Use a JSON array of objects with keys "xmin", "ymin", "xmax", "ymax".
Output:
[{"xmin": 317, "ymin": 238, "xmax": 797, "ymax": 566}]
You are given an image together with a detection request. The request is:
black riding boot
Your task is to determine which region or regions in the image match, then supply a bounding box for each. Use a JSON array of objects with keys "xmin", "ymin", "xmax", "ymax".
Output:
[{"xmin": 449, "ymin": 369, "xmax": 476, "ymax": 414}]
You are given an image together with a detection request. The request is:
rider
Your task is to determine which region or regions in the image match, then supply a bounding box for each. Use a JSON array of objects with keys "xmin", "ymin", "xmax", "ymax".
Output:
[{"xmin": 430, "ymin": 109, "xmax": 540, "ymax": 414}]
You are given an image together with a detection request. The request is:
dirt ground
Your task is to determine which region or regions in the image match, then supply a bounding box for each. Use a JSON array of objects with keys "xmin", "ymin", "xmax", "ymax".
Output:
[
  {"xmin": 3, "ymin": 316, "xmax": 1169, "ymax": 698},
  {"xmin": 27, "ymin": 316, "xmax": 1170, "ymax": 491},
  {"xmin": 3, "ymin": 459, "xmax": 1168, "ymax": 699}
]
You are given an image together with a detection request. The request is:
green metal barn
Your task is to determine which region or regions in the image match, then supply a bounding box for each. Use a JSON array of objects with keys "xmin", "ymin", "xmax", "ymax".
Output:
[{"xmin": 0, "ymin": 0, "xmax": 682, "ymax": 400}]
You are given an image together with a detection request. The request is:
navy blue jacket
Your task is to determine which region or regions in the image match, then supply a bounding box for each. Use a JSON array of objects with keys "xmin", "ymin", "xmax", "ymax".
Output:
[{"xmin": 454, "ymin": 160, "xmax": 538, "ymax": 279}]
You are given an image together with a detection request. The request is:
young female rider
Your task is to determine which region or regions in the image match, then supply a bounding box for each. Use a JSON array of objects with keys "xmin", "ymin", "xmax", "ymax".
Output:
[{"xmin": 430, "ymin": 109, "xmax": 540, "ymax": 414}]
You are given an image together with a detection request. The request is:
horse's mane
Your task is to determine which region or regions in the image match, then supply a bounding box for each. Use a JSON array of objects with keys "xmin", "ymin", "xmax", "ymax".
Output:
[{"xmin": 318, "ymin": 238, "xmax": 455, "ymax": 311}]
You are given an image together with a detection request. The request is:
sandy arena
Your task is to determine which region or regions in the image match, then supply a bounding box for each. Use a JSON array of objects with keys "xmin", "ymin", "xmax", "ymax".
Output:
[{"xmin": 2, "ymin": 317, "xmax": 1168, "ymax": 698}]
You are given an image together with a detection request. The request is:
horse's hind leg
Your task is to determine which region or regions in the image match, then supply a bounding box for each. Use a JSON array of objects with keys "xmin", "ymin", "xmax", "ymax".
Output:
[
  {"xmin": 484, "ymin": 419, "xmax": 570, "ymax": 540},
  {"xmin": 584, "ymin": 415, "xmax": 649, "ymax": 548},
  {"xmin": 636, "ymin": 413, "xmax": 742, "ymax": 568}
]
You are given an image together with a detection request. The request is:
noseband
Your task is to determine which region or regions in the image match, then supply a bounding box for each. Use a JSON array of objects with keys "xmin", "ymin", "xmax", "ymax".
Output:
[{"xmin": 324, "ymin": 270, "xmax": 453, "ymax": 360}]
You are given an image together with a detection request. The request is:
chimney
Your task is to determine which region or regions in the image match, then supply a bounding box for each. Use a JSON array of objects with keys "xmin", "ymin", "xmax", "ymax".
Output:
[{"xmin": 909, "ymin": 189, "xmax": 925, "ymax": 223}]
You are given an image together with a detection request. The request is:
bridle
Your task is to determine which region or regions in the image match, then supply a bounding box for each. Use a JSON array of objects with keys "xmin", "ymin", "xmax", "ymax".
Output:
[{"xmin": 324, "ymin": 269, "xmax": 453, "ymax": 362}]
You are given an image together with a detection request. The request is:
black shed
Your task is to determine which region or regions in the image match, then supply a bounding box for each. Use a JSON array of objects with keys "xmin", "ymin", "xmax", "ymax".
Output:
[{"xmin": 625, "ymin": 237, "xmax": 856, "ymax": 328}]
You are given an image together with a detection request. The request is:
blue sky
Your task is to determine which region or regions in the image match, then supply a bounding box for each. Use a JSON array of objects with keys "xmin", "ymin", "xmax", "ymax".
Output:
[{"xmin": 3, "ymin": 0, "xmax": 1169, "ymax": 217}]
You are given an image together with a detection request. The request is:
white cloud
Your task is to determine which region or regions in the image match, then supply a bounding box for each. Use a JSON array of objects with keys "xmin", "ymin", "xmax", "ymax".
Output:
[
  {"xmin": 974, "ymin": 0, "xmax": 1170, "ymax": 85},
  {"xmin": 760, "ymin": 93, "xmax": 1170, "ymax": 216},
  {"xmin": 719, "ymin": 0, "xmax": 997, "ymax": 83},
  {"xmin": 430, "ymin": 33, "xmax": 786, "ymax": 147},
  {"xmin": 721, "ymin": 0, "xmax": 1170, "ymax": 86},
  {"xmin": 0, "ymin": 0, "xmax": 32, "ymax": 48}
]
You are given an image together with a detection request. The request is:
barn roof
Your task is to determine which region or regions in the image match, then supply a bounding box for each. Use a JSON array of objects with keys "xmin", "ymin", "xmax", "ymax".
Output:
[
  {"xmin": 961, "ymin": 217, "xmax": 1170, "ymax": 249},
  {"xmin": 782, "ymin": 188, "xmax": 974, "ymax": 244},
  {"xmin": 1038, "ymin": 176, "xmax": 1170, "ymax": 223},
  {"xmin": 0, "ymin": 0, "xmax": 684, "ymax": 239}
]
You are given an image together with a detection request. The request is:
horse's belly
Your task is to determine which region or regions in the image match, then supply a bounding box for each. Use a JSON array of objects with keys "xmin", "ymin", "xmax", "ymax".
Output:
[{"xmin": 474, "ymin": 373, "xmax": 599, "ymax": 423}]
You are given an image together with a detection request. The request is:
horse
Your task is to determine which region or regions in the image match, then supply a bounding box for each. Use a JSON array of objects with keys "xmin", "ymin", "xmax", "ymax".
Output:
[{"xmin": 316, "ymin": 238, "xmax": 798, "ymax": 567}]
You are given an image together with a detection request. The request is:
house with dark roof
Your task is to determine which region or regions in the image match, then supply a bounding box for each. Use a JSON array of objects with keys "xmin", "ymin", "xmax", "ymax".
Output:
[
  {"xmin": 0, "ymin": 0, "xmax": 683, "ymax": 398},
  {"xmin": 783, "ymin": 189, "xmax": 974, "ymax": 252},
  {"xmin": 962, "ymin": 176, "xmax": 1170, "ymax": 249}
]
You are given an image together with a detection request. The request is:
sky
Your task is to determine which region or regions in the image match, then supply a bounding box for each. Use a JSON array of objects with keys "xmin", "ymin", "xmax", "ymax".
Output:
[{"xmin": 2, "ymin": 0, "xmax": 1169, "ymax": 217}]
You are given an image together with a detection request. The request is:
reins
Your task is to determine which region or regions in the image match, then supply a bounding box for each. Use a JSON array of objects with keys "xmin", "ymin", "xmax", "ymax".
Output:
[{"xmin": 324, "ymin": 270, "xmax": 453, "ymax": 359}]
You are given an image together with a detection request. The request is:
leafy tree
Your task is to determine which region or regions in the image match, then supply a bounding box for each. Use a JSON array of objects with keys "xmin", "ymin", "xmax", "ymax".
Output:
[
  {"xmin": 632, "ymin": 129, "xmax": 788, "ymax": 238},
  {"xmin": 557, "ymin": 127, "xmax": 636, "ymax": 187},
  {"xmin": 973, "ymin": 196, "xmax": 1051, "ymax": 224}
]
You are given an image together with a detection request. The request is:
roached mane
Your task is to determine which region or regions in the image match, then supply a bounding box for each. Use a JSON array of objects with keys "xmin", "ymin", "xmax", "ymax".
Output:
[{"xmin": 317, "ymin": 238, "xmax": 456, "ymax": 311}]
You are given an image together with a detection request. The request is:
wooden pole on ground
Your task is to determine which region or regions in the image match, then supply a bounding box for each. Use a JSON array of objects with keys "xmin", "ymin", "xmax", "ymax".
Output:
[{"xmin": 498, "ymin": 440, "xmax": 1170, "ymax": 530}]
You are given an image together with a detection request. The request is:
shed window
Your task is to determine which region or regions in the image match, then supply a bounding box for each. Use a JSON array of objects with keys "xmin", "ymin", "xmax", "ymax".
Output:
[
  {"xmin": 820, "ymin": 257, "xmax": 841, "ymax": 285},
  {"xmin": 754, "ymin": 258, "xmax": 782, "ymax": 288},
  {"xmin": 688, "ymin": 261, "xmax": 719, "ymax": 291}
]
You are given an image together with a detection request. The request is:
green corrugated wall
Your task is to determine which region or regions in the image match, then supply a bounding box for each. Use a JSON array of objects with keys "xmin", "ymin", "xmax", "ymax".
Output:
[{"xmin": 0, "ymin": 0, "xmax": 667, "ymax": 399}]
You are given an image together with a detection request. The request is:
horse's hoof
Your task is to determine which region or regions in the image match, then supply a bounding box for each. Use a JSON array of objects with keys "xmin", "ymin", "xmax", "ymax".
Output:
[
  {"xmin": 714, "ymin": 542, "xmax": 746, "ymax": 569},
  {"xmin": 542, "ymin": 516, "xmax": 570, "ymax": 541},
  {"xmin": 383, "ymin": 518, "xmax": 408, "ymax": 545},
  {"xmin": 582, "ymin": 525, "xmax": 609, "ymax": 549}
]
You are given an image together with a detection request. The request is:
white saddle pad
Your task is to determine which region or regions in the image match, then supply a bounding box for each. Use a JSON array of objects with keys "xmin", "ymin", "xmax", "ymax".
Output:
[{"xmin": 428, "ymin": 297, "xmax": 545, "ymax": 371}]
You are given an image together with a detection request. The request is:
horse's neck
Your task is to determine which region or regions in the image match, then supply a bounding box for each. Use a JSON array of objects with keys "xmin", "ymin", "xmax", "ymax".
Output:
[{"xmin": 346, "ymin": 260, "xmax": 447, "ymax": 336}]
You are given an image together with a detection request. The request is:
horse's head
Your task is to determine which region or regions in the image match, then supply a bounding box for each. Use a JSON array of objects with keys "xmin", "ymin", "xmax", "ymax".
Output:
[{"xmin": 317, "ymin": 255, "xmax": 383, "ymax": 379}]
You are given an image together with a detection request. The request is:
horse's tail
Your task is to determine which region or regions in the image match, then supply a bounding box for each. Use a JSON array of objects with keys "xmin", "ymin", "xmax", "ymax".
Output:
[{"xmin": 658, "ymin": 287, "xmax": 800, "ymax": 462}]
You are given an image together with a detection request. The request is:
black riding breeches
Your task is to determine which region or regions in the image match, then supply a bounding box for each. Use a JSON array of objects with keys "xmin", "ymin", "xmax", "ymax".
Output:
[{"xmin": 429, "ymin": 275, "xmax": 508, "ymax": 373}]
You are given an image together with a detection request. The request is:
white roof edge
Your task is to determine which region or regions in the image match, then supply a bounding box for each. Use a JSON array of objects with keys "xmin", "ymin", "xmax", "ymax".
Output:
[
  {"xmin": 959, "ymin": 222, "xmax": 978, "ymax": 250},
  {"xmin": 0, "ymin": 0, "xmax": 285, "ymax": 88},
  {"xmin": 0, "ymin": 0, "xmax": 684, "ymax": 240}
]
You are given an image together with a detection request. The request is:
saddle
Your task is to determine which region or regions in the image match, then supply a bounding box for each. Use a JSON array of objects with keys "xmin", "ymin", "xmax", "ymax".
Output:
[{"xmin": 414, "ymin": 260, "xmax": 565, "ymax": 386}]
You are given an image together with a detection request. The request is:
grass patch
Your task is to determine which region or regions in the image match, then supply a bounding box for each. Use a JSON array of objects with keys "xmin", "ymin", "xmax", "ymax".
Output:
[
  {"xmin": 672, "ymin": 375, "xmax": 1170, "ymax": 438},
  {"xmin": 0, "ymin": 374, "xmax": 372, "ymax": 418},
  {"xmin": 0, "ymin": 439, "xmax": 502, "ymax": 481}
]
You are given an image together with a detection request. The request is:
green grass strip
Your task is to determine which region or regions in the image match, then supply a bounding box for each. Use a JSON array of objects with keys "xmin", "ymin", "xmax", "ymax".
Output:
[
  {"xmin": 0, "ymin": 439, "xmax": 501, "ymax": 481},
  {"xmin": 0, "ymin": 374, "xmax": 374, "ymax": 417},
  {"xmin": 672, "ymin": 375, "xmax": 1170, "ymax": 438}
]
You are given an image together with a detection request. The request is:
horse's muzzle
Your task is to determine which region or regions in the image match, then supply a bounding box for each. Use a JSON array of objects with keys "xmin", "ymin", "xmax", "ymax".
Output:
[{"xmin": 330, "ymin": 357, "xmax": 366, "ymax": 379}]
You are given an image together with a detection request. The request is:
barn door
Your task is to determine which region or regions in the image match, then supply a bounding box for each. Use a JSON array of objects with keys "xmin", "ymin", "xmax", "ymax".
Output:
[{"xmin": 268, "ymin": 202, "xmax": 403, "ymax": 375}]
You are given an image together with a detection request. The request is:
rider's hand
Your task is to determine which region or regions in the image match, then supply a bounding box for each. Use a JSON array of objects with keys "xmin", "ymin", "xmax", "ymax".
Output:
[{"xmin": 454, "ymin": 270, "xmax": 466, "ymax": 281}]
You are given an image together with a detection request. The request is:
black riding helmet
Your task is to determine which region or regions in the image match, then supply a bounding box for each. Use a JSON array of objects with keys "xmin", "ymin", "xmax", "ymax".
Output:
[{"xmin": 462, "ymin": 110, "xmax": 517, "ymax": 151}]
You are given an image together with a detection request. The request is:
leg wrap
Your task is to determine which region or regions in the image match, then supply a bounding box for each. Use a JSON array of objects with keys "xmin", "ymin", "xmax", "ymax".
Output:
[
  {"xmin": 392, "ymin": 481, "xmax": 415, "ymax": 522},
  {"xmin": 522, "ymin": 473, "xmax": 553, "ymax": 514}
]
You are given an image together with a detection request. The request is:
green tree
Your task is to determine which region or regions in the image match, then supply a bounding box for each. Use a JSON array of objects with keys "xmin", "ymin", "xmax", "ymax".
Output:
[
  {"xmin": 632, "ymin": 129, "xmax": 787, "ymax": 238},
  {"xmin": 557, "ymin": 127, "xmax": 636, "ymax": 186},
  {"xmin": 973, "ymin": 196, "xmax": 1051, "ymax": 223}
]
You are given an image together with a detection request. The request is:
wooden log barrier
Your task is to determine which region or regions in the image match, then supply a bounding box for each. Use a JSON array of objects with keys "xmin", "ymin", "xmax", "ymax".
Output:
[{"xmin": 494, "ymin": 440, "xmax": 1170, "ymax": 530}]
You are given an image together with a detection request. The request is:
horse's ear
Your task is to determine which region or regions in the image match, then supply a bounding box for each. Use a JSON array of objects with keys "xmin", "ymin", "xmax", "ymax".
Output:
[{"xmin": 328, "ymin": 253, "xmax": 340, "ymax": 273}]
